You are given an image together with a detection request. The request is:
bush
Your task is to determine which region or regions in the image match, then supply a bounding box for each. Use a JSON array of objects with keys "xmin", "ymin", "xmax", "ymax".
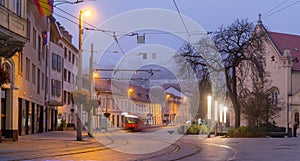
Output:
[
  {"xmin": 227, "ymin": 126, "xmax": 266, "ymax": 138},
  {"xmin": 178, "ymin": 124, "xmax": 209, "ymax": 135},
  {"xmin": 67, "ymin": 123, "xmax": 75, "ymax": 128},
  {"xmin": 60, "ymin": 119, "xmax": 66, "ymax": 128},
  {"xmin": 260, "ymin": 122, "xmax": 286, "ymax": 132}
]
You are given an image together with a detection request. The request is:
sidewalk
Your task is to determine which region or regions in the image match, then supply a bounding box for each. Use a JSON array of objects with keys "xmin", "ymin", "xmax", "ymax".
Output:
[{"xmin": 0, "ymin": 130, "xmax": 97, "ymax": 161}]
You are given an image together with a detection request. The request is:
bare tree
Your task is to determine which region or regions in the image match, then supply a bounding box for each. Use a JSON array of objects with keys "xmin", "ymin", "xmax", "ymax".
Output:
[
  {"xmin": 212, "ymin": 19, "xmax": 266, "ymax": 128},
  {"xmin": 176, "ymin": 42, "xmax": 212, "ymax": 121}
]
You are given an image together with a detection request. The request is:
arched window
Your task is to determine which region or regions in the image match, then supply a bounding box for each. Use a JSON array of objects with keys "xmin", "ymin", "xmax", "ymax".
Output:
[{"xmin": 269, "ymin": 87, "xmax": 279, "ymax": 105}]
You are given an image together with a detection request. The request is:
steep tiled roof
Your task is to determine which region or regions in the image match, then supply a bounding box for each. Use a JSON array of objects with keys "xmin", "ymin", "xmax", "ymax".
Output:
[{"xmin": 268, "ymin": 32, "xmax": 300, "ymax": 70}]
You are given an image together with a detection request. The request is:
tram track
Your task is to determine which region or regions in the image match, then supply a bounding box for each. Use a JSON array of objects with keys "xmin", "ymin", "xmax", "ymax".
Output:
[
  {"xmin": 131, "ymin": 132, "xmax": 203, "ymax": 161},
  {"xmin": 6, "ymin": 131, "xmax": 129, "ymax": 161}
]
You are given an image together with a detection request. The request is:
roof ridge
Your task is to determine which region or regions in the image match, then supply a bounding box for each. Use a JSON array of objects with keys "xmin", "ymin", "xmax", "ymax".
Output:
[{"xmin": 268, "ymin": 31, "xmax": 300, "ymax": 37}]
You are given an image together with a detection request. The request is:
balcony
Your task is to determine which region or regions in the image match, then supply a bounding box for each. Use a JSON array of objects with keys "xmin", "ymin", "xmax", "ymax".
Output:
[{"xmin": 0, "ymin": 4, "xmax": 27, "ymax": 58}]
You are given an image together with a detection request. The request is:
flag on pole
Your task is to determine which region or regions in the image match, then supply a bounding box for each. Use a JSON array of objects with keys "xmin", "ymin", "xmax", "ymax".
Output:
[{"xmin": 34, "ymin": 0, "xmax": 54, "ymax": 17}]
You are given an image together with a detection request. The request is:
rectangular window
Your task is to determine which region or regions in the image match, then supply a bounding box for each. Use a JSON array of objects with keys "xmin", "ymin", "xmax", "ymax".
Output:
[
  {"xmin": 26, "ymin": 57, "xmax": 30, "ymax": 80},
  {"xmin": 32, "ymin": 64, "xmax": 36, "ymax": 84},
  {"xmin": 14, "ymin": 0, "xmax": 21, "ymax": 16},
  {"xmin": 152, "ymin": 53, "xmax": 156, "ymax": 59},
  {"xmin": 64, "ymin": 69, "xmax": 67, "ymax": 81},
  {"xmin": 37, "ymin": 69, "xmax": 40, "ymax": 94},
  {"xmin": 142, "ymin": 53, "xmax": 147, "ymax": 59},
  {"xmin": 33, "ymin": 28, "xmax": 36, "ymax": 49},
  {"xmin": 63, "ymin": 91, "xmax": 67, "ymax": 103},
  {"xmin": 18, "ymin": 52, "xmax": 23, "ymax": 75},
  {"xmin": 68, "ymin": 51, "xmax": 71, "ymax": 62},
  {"xmin": 51, "ymin": 79, "xmax": 55, "ymax": 96},
  {"xmin": 68, "ymin": 71, "xmax": 71, "ymax": 83},
  {"xmin": 51, "ymin": 79, "xmax": 61, "ymax": 97},
  {"xmin": 56, "ymin": 81, "xmax": 61, "ymax": 97},
  {"xmin": 64, "ymin": 47, "xmax": 67, "ymax": 59},
  {"xmin": 57, "ymin": 55, "xmax": 62, "ymax": 72},
  {"xmin": 26, "ymin": 18, "xmax": 31, "ymax": 41},
  {"xmin": 72, "ymin": 54, "xmax": 75, "ymax": 65},
  {"xmin": 41, "ymin": 73, "xmax": 44, "ymax": 90},
  {"xmin": 38, "ymin": 35, "xmax": 41, "ymax": 61},
  {"xmin": 0, "ymin": 0, "xmax": 4, "ymax": 6},
  {"xmin": 52, "ymin": 53, "xmax": 57, "ymax": 70}
]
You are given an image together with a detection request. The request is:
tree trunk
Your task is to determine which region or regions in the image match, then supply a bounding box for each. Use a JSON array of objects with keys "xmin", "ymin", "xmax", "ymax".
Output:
[
  {"xmin": 233, "ymin": 100, "xmax": 241, "ymax": 128},
  {"xmin": 225, "ymin": 67, "xmax": 241, "ymax": 128}
]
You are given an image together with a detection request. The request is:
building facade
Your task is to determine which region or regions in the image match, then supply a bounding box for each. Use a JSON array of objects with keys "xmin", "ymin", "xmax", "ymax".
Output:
[
  {"xmin": 48, "ymin": 17, "xmax": 79, "ymax": 127},
  {"xmin": 0, "ymin": 1, "xmax": 78, "ymax": 142},
  {"xmin": 238, "ymin": 20, "xmax": 300, "ymax": 135},
  {"xmin": 0, "ymin": 0, "xmax": 38, "ymax": 141},
  {"xmin": 92, "ymin": 79, "xmax": 191, "ymax": 130}
]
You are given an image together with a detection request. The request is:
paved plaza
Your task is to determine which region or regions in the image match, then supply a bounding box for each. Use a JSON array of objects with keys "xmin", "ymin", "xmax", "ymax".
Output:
[{"xmin": 0, "ymin": 130, "xmax": 299, "ymax": 161}]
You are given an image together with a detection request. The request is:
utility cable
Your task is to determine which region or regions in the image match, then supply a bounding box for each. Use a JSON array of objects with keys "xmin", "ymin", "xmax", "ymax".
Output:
[
  {"xmin": 264, "ymin": 0, "xmax": 300, "ymax": 19},
  {"xmin": 172, "ymin": 0, "xmax": 191, "ymax": 40}
]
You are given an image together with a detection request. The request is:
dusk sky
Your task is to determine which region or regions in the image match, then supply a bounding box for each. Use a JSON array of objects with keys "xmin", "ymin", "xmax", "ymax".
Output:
[
  {"xmin": 53, "ymin": 0, "xmax": 300, "ymax": 71},
  {"xmin": 54, "ymin": 0, "xmax": 300, "ymax": 44}
]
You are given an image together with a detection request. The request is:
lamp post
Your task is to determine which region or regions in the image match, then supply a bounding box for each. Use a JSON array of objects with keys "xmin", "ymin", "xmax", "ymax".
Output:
[
  {"xmin": 219, "ymin": 104, "xmax": 223, "ymax": 132},
  {"xmin": 207, "ymin": 95, "xmax": 212, "ymax": 138},
  {"xmin": 87, "ymin": 43, "xmax": 94, "ymax": 137},
  {"xmin": 103, "ymin": 92, "xmax": 110, "ymax": 131},
  {"xmin": 77, "ymin": 9, "xmax": 91, "ymax": 141},
  {"xmin": 214, "ymin": 100, "xmax": 218, "ymax": 136},
  {"xmin": 224, "ymin": 106, "xmax": 227, "ymax": 126}
]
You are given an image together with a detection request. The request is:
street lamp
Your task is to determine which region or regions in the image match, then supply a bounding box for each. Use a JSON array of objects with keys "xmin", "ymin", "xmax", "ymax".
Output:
[
  {"xmin": 207, "ymin": 95, "xmax": 212, "ymax": 138},
  {"xmin": 128, "ymin": 88, "xmax": 133, "ymax": 97},
  {"xmin": 77, "ymin": 9, "xmax": 91, "ymax": 141},
  {"xmin": 78, "ymin": 9, "xmax": 92, "ymax": 90},
  {"xmin": 214, "ymin": 100, "xmax": 218, "ymax": 136},
  {"xmin": 224, "ymin": 106, "xmax": 227, "ymax": 124}
]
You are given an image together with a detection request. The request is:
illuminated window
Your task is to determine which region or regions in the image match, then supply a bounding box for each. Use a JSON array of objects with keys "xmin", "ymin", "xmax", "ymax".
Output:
[{"xmin": 142, "ymin": 53, "xmax": 147, "ymax": 59}]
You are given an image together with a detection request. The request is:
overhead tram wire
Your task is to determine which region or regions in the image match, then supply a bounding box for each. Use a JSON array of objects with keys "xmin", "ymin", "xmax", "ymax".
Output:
[
  {"xmin": 54, "ymin": 5, "xmax": 209, "ymax": 40},
  {"xmin": 263, "ymin": 0, "xmax": 300, "ymax": 19},
  {"xmin": 263, "ymin": 0, "xmax": 289, "ymax": 16},
  {"xmin": 54, "ymin": 5, "xmax": 128, "ymax": 56},
  {"xmin": 172, "ymin": 0, "xmax": 191, "ymax": 40}
]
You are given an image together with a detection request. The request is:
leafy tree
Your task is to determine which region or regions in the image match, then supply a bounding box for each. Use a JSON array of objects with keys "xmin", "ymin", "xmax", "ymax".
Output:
[
  {"xmin": 238, "ymin": 54, "xmax": 282, "ymax": 126},
  {"xmin": 72, "ymin": 89, "xmax": 98, "ymax": 136},
  {"xmin": 72, "ymin": 89, "xmax": 98, "ymax": 112}
]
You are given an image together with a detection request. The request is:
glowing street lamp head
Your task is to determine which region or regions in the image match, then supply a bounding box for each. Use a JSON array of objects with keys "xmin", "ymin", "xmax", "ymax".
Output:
[
  {"xmin": 93, "ymin": 72, "xmax": 98, "ymax": 79},
  {"xmin": 166, "ymin": 94, "xmax": 171, "ymax": 100},
  {"xmin": 81, "ymin": 9, "xmax": 92, "ymax": 17},
  {"xmin": 83, "ymin": 10, "xmax": 92, "ymax": 16}
]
